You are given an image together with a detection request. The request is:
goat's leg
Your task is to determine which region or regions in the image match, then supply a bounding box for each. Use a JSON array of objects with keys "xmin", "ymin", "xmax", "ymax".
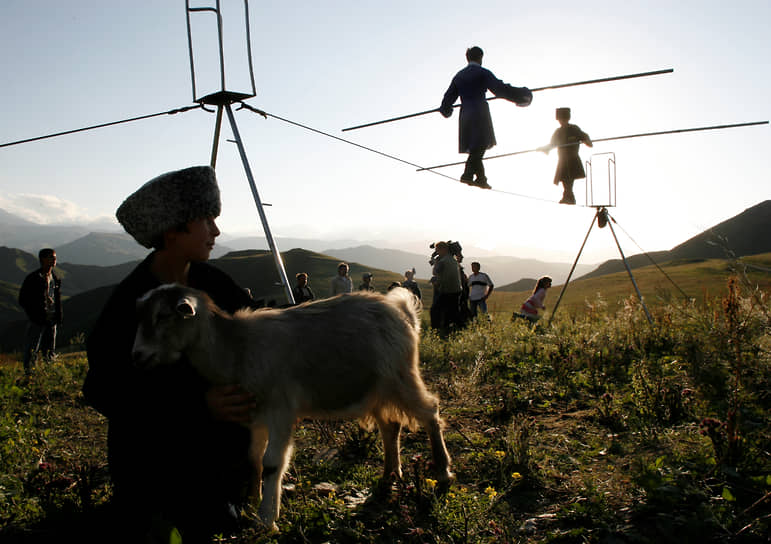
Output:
[
  {"xmin": 249, "ymin": 424, "xmax": 269, "ymax": 502},
  {"xmin": 375, "ymin": 416, "xmax": 402, "ymax": 480},
  {"xmin": 397, "ymin": 373, "xmax": 454, "ymax": 482},
  {"xmin": 257, "ymin": 422, "xmax": 293, "ymax": 531},
  {"xmin": 424, "ymin": 414, "xmax": 453, "ymax": 482}
]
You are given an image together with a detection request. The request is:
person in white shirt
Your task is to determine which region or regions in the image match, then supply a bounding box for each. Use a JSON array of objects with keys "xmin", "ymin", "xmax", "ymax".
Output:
[
  {"xmin": 467, "ymin": 261, "xmax": 494, "ymax": 318},
  {"xmin": 330, "ymin": 262, "xmax": 353, "ymax": 295}
]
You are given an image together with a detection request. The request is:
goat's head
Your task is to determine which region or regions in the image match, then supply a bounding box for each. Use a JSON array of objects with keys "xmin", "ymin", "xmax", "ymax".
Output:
[{"xmin": 132, "ymin": 284, "xmax": 206, "ymax": 369}]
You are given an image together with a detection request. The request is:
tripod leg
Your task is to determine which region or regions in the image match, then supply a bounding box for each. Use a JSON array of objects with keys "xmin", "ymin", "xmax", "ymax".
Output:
[
  {"xmin": 606, "ymin": 217, "xmax": 653, "ymax": 324},
  {"xmin": 210, "ymin": 105, "xmax": 224, "ymax": 168},
  {"xmin": 549, "ymin": 209, "xmax": 598, "ymax": 325},
  {"xmin": 225, "ymin": 104, "xmax": 295, "ymax": 305}
]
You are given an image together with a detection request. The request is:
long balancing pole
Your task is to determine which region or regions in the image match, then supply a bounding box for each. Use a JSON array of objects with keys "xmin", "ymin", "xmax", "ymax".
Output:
[
  {"xmin": 342, "ymin": 68, "xmax": 673, "ymax": 132},
  {"xmin": 418, "ymin": 120, "xmax": 769, "ymax": 171},
  {"xmin": 224, "ymin": 103, "xmax": 295, "ymax": 305}
]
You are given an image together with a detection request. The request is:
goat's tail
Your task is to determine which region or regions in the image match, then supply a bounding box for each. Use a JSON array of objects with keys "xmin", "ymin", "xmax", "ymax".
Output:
[{"xmin": 386, "ymin": 286, "xmax": 422, "ymax": 334}]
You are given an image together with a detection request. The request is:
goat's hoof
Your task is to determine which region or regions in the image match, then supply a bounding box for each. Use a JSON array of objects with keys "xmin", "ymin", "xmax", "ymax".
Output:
[
  {"xmin": 438, "ymin": 469, "xmax": 455, "ymax": 483},
  {"xmin": 255, "ymin": 514, "xmax": 279, "ymax": 533}
]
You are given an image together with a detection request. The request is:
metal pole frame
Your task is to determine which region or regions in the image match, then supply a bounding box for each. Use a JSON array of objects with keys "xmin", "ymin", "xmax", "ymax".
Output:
[
  {"xmin": 225, "ymin": 104, "xmax": 295, "ymax": 304},
  {"xmin": 586, "ymin": 152, "xmax": 616, "ymax": 209},
  {"xmin": 185, "ymin": 0, "xmax": 257, "ymax": 103},
  {"xmin": 185, "ymin": 1, "xmax": 292, "ymax": 303}
]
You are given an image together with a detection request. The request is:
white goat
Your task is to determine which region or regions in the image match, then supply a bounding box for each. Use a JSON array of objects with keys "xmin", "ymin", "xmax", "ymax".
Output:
[{"xmin": 132, "ymin": 284, "xmax": 453, "ymax": 530}]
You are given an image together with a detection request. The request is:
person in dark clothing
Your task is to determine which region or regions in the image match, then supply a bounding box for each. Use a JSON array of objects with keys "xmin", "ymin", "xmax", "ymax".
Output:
[
  {"xmin": 402, "ymin": 268, "xmax": 422, "ymax": 300},
  {"xmin": 440, "ymin": 46, "xmax": 532, "ymax": 189},
  {"xmin": 292, "ymin": 272, "xmax": 315, "ymax": 303},
  {"xmin": 539, "ymin": 107, "xmax": 593, "ymax": 204},
  {"xmin": 82, "ymin": 166, "xmax": 262, "ymax": 544},
  {"xmin": 19, "ymin": 248, "xmax": 62, "ymax": 375},
  {"xmin": 359, "ymin": 272, "xmax": 375, "ymax": 292},
  {"xmin": 430, "ymin": 242, "xmax": 463, "ymax": 335}
]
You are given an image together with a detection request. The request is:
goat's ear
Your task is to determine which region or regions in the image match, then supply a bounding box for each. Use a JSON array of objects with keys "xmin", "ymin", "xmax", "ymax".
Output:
[{"xmin": 176, "ymin": 297, "xmax": 196, "ymax": 318}]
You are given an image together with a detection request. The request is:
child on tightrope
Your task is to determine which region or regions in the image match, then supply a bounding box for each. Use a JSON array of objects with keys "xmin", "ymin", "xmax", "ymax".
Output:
[
  {"xmin": 514, "ymin": 276, "xmax": 552, "ymax": 323},
  {"xmin": 539, "ymin": 107, "xmax": 592, "ymax": 205}
]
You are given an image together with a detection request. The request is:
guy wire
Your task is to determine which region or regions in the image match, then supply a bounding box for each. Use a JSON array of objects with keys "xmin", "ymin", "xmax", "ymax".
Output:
[
  {"xmin": 606, "ymin": 211, "xmax": 691, "ymax": 301},
  {"xmin": 0, "ymin": 104, "xmax": 205, "ymax": 149},
  {"xmin": 237, "ymin": 101, "xmax": 458, "ymax": 182},
  {"xmin": 238, "ymin": 101, "xmax": 566, "ymax": 206}
]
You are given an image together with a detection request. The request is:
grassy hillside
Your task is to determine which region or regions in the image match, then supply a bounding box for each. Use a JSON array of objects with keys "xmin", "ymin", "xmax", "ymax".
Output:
[
  {"xmin": 0, "ymin": 279, "xmax": 24, "ymax": 324},
  {"xmin": 580, "ymin": 200, "xmax": 771, "ymax": 280},
  {"xmin": 215, "ymin": 248, "xmax": 419, "ymax": 304},
  {"xmin": 484, "ymin": 253, "xmax": 771, "ymax": 322},
  {"xmin": 1, "ymin": 274, "xmax": 768, "ymax": 543},
  {"xmin": 0, "ymin": 247, "xmax": 38, "ymax": 285}
]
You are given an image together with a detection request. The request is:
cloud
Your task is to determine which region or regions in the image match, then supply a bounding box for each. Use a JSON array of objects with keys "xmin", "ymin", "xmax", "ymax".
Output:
[{"xmin": 0, "ymin": 193, "xmax": 117, "ymax": 228}]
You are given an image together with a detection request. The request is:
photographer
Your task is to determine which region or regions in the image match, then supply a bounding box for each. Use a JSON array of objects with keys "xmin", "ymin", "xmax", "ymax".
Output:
[{"xmin": 430, "ymin": 241, "xmax": 463, "ymax": 335}]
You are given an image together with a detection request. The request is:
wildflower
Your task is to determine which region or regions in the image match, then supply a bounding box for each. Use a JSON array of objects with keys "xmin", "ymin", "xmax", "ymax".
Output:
[
  {"xmin": 494, "ymin": 450, "xmax": 506, "ymax": 460},
  {"xmin": 511, "ymin": 472, "xmax": 523, "ymax": 482},
  {"xmin": 425, "ymin": 478, "xmax": 437, "ymax": 490},
  {"xmin": 484, "ymin": 486, "xmax": 498, "ymax": 500}
]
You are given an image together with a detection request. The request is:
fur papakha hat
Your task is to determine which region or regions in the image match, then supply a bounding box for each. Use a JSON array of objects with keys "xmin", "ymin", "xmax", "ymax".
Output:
[{"xmin": 116, "ymin": 166, "xmax": 221, "ymax": 248}]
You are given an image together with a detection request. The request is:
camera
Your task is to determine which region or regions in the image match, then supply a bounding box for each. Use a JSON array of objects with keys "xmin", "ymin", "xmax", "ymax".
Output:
[{"xmin": 429, "ymin": 240, "xmax": 463, "ymax": 266}]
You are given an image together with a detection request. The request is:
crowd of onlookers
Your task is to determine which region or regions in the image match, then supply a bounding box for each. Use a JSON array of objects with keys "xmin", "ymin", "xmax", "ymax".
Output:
[{"xmin": 291, "ymin": 245, "xmax": 551, "ymax": 337}]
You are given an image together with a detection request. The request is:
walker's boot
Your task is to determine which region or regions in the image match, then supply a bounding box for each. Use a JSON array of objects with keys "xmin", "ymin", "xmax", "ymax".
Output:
[
  {"xmin": 475, "ymin": 176, "xmax": 492, "ymax": 189},
  {"xmin": 560, "ymin": 190, "xmax": 576, "ymax": 205}
]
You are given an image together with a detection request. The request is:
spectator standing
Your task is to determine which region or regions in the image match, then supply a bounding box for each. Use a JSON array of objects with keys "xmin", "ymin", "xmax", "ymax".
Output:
[
  {"xmin": 330, "ymin": 262, "xmax": 353, "ymax": 295},
  {"xmin": 430, "ymin": 241, "xmax": 463, "ymax": 335},
  {"xmin": 401, "ymin": 268, "xmax": 422, "ymax": 300},
  {"xmin": 359, "ymin": 272, "xmax": 375, "ymax": 292},
  {"xmin": 18, "ymin": 248, "xmax": 62, "ymax": 375},
  {"xmin": 292, "ymin": 272, "xmax": 315, "ymax": 303},
  {"xmin": 467, "ymin": 261, "xmax": 494, "ymax": 318}
]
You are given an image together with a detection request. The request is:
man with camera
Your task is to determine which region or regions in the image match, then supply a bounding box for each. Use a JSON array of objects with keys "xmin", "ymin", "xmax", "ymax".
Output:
[{"xmin": 430, "ymin": 241, "xmax": 463, "ymax": 335}]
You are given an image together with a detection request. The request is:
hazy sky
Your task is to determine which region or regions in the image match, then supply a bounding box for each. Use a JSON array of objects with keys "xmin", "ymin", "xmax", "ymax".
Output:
[{"xmin": 1, "ymin": 0, "xmax": 769, "ymax": 263}]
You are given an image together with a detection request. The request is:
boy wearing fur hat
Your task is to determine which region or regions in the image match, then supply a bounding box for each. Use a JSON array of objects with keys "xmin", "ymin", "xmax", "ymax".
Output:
[
  {"xmin": 539, "ymin": 107, "xmax": 593, "ymax": 205},
  {"xmin": 83, "ymin": 166, "xmax": 261, "ymax": 543}
]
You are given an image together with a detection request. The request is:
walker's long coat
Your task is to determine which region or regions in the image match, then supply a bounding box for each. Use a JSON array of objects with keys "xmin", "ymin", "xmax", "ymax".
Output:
[
  {"xmin": 551, "ymin": 124, "xmax": 591, "ymax": 183},
  {"xmin": 440, "ymin": 63, "xmax": 532, "ymax": 153}
]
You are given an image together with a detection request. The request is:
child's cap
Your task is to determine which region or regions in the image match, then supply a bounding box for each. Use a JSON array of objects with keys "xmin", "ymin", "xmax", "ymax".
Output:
[
  {"xmin": 556, "ymin": 107, "xmax": 571, "ymax": 120},
  {"xmin": 116, "ymin": 165, "xmax": 221, "ymax": 248}
]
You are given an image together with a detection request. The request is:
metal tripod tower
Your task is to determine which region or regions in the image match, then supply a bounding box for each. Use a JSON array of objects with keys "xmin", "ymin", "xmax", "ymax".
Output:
[
  {"xmin": 186, "ymin": 0, "xmax": 295, "ymax": 304},
  {"xmin": 549, "ymin": 153, "xmax": 653, "ymax": 325}
]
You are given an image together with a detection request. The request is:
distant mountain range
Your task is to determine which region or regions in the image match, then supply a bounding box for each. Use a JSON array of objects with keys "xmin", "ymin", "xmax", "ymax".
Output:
[
  {"xmin": 0, "ymin": 206, "xmax": 594, "ymax": 285},
  {"xmin": 1, "ymin": 200, "xmax": 769, "ymax": 352},
  {"xmin": 578, "ymin": 200, "xmax": 771, "ymax": 280}
]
